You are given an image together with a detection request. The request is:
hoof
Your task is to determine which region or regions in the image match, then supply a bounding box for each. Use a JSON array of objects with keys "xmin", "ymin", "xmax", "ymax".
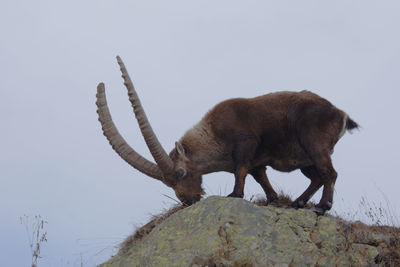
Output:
[
  {"xmin": 311, "ymin": 207, "xmax": 325, "ymax": 216},
  {"xmin": 291, "ymin": 200, "xmax": 305, "ymax": 209},
  {"xmin": 227, "ymin": 192, "xmax": 243, "ymax": 198},
  {"xmin": 315, "ymin": 201, "xmax": 332, "ymax": 212},
  {"xmin": 267, "ymin": 199, "xmax": 279, "ymax": 206}
]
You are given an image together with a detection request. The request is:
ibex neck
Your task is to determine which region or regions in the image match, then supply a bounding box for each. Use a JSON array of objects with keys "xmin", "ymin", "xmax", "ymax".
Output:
[{"xmin": 180, "ymin": 120, "xmax": 233, "ymax": 174}]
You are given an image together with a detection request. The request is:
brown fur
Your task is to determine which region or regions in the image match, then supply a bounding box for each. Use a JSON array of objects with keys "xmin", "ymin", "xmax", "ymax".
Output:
[{"xmin": 168, "ymin": 90, "xmax": 358, "ymax": 212}]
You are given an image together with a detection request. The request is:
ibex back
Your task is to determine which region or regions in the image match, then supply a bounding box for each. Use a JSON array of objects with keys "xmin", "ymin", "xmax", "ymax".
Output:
[{"xmin": 96, "ymin": 56, "xmax": 359, "ymax": 214}]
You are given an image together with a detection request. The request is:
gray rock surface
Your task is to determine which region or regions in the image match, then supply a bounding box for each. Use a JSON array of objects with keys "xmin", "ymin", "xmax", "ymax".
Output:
[{"xmin": 100, "ymin": 196, "xmax": 384, "ymax": 267}]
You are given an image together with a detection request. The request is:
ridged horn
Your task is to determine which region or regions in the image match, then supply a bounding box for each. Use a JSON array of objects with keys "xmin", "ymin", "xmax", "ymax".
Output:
[
  {"xmin": 96, "ymin": 82, "xmax": 164, "ymax": 180},
  {"xmin": 116, "ymin": 56, "xmax": 175, "ymax": 175}
]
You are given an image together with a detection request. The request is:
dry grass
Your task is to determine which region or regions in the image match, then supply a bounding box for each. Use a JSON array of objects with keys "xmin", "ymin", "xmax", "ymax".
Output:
[
  {"xmin": 251, "ymin": 190, "xmax": 317, "ymax": 209},
  {"xmin": 349, "ymin": 221, "xmax": 400, "ymax": 266},
  {"xmin": 119, "ymin": 204, "xmax": 186, "ymax": 253},
  {"xmin": 20, "ymin": 214, "xmax": 48, "ymax": 267},
  {"xmin": 349, "ymin": 195, "xmax": 400, "ymax": 267}
]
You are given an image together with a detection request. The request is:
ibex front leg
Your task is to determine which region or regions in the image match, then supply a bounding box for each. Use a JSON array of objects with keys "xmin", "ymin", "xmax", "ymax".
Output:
[
  {"xmin": 249, "ymin": 166, "xmax": 278, "ymax": 204},
  {"xmin": 228, "ymin": 136, "xmax": 258, "ymax": 198}
]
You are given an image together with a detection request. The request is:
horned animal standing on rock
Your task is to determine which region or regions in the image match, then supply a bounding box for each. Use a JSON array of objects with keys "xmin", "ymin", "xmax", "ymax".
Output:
[{"xmin": 96, "ymin": 56, "xmax": 359, "ymax": 214}]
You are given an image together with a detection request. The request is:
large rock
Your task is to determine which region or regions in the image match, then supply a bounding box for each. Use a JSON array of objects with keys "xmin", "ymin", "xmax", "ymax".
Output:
[{"xmin": 101, "ymin": 196, "xmax": 383, "ymax": 266}]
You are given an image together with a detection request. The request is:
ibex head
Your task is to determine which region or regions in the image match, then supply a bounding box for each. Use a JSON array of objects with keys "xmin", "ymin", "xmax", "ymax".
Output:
[{"xmin": 96, "ymin": 56, "xmax": 204, "ymax": 205}]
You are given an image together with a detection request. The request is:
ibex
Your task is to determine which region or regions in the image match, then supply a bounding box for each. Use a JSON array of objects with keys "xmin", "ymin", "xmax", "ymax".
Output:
[{"xmin": 96, "ymin": 56, "xmax": 359, "ymax": 214}]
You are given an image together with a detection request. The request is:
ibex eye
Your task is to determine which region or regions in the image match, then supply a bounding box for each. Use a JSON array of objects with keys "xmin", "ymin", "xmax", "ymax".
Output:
[{"xmin": 175, "ymin": 168, "xmax": 187, "ymax": 179}]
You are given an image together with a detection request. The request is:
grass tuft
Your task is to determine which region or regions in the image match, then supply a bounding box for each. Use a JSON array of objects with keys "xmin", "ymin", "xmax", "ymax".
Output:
[
  {"xmin": 119, "ymin": 204, "xmax": 185, "ymax": 253},
  {"xmin": 20, "ymin": 214, "xmax": 48, "ymax": 267},
  {"xmin": 252, "ymin": 190, "xmax": 317, "ymax": 208}
]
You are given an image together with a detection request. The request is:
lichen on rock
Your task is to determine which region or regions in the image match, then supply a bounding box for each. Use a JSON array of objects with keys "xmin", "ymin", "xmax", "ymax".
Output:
[{"xmin": 100, "ymin": 196, "xmax": 395, "ymax": 267}]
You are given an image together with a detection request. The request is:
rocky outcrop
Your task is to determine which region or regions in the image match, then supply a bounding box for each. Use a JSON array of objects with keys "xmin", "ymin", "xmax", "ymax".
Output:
[{"xmin": 101, "ymin": 196, "xmax": 392, "ymax": 266}]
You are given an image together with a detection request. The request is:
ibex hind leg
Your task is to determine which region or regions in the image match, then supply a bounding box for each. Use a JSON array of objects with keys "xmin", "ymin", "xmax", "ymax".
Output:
[
  {"xmin": 298, "ymin": 137, "xmax": 338, "ymax": 214},
  {"xmin": 314, "ymin": 155, "xmax": 337, "ymax": 212},
  {"xmin": 292, "ymin": 165, "xmax": 323, "ymax": 209},
  {"xmin": 302, "ymin": 153, "xmax": 337, "ymax": 215}
]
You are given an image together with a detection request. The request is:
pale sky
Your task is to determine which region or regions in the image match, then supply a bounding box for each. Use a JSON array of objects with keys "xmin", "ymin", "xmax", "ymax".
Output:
[{"xmin": 1, "ymin": 1, "xmax": 400, "ymax": 266}]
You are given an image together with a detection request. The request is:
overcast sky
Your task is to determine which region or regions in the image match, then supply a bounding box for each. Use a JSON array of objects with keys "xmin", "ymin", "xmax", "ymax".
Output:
[{"xmin": 1, "ymin": 0, "xmax": 400, "ymax": 266}]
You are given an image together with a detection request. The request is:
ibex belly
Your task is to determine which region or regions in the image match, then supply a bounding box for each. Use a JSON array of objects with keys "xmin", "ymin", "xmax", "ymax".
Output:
[
  {"xmin": 253, "ymin": 143, "xmax": 312, "ymax": 172},
  {"xmin": 268, "ymin": 157, "xmax": 311, "ymax": 172}
]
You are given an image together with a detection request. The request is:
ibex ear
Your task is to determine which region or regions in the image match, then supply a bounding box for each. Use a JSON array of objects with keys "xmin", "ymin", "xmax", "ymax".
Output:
[
  {"xmin": 174, "ymin": 167, "xmax": 187, "ymax": 179},
  {"xmin": 175, "ymin": 141, "xmax": 185, "ymax": 156}
]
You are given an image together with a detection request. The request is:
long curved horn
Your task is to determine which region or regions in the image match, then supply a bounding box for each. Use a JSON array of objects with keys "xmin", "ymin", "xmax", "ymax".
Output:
[
  {"xmin": 116, "ymin": 56, "xmax": 174, "ymax": 175},
  {"xmin": 96, "ymin": 83, "xmax": 164, "ymax": 180}
]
